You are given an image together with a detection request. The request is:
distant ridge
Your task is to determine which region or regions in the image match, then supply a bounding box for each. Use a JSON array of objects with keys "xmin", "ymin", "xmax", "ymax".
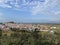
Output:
[{"xmin": 0, "ymin": 21, "xmax": 60, "ymax": 24}]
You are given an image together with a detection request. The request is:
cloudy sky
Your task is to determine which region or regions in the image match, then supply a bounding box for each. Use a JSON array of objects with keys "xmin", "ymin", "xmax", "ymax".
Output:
[{"xmin": 0, "ymin": 0, "xmax": 60, "ymax": 23}]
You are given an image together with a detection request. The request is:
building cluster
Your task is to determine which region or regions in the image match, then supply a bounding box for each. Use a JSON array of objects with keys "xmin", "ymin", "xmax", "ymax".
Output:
[
  {"xmin": 0, "ymin": 22, "xmax": 58, "ymax": 36},
  {"xmin": 0, "ymin": 23, "xmax": 51, "ymax": 31}
]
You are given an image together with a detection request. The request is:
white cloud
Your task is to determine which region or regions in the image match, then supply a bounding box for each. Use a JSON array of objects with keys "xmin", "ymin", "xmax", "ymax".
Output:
[
  {"xmin": 30, "ymin": 0, "xmax": 60, "ymax": 15},
  {"xmin": 0, "ymin": 0, "xmax": 60, "ymax": 16},
  {"xmin": 0, "ymin": 4, "xmax": 12, "ymax": 8},
  {"xmin": 0, "ymin": 0, "xmax": 12, "ymax": 8},
  {"xmin": 0, "ymin": 0, "xmax": 45, "ymax": 9}
]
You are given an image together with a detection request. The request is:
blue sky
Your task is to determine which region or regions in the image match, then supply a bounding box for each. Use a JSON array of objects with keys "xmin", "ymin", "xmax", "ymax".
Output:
[{"xmin": 0, "ymin": 0, "xmax": 60, "ymax": 23}]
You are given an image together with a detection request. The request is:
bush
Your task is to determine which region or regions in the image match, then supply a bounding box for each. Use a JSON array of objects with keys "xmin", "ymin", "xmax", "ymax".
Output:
[{"xmin": 0, "ymin": 29, "xmax": 2, "ymax": 37}]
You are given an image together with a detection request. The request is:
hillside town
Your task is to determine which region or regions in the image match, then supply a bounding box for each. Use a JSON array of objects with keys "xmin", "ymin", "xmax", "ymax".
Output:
[
  {"xmin": 0, "ymin": 22, "xmax": 60, "ymax": 45},
  {"xmin": 0, "ymin": 22, "xmax": 58, "ymax": 31},
  {"xmin": 0, "ymin": 22, "xmax": 59, "ymax": 37}
]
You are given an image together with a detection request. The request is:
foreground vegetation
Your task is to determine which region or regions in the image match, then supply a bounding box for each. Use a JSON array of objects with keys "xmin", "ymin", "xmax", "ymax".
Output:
[{"xmin": 0, "ymin": 28, "xmax": 60, "ymax": 45}]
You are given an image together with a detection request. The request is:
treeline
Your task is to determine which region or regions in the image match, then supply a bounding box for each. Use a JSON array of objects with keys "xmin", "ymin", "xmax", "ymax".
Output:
[{"xmin": 0, "ymin": 28, "xmax": 60, "ymax": 45}]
